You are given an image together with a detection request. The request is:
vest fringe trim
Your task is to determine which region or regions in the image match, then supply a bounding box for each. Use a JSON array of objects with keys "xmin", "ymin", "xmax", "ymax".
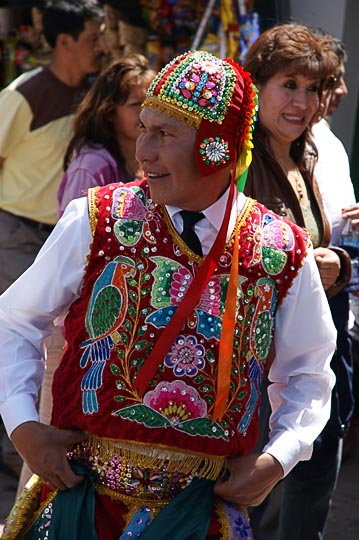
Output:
[
  {"xmin": 87, "ymin": 433, "xmax": 225, "ymax": 480},
  {"xmin": 1, "ymin": 474, "xmax": 55, "ymax": 540}
]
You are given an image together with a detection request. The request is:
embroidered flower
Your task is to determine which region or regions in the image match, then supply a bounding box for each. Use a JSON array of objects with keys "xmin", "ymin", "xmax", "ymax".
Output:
[
  {"xmin": 127, "ymin": 467, "xmax": 163, "ymax": 493},
  {"xmin": 234, "ymin": 513, "xmax": 253, "ymax": 539},
  {"xmin": 164, "ymin": 335, "xmax": 205, "ymax": 376},
  {"xmin": 143, "ymin": 380, "xmax": 207, "ymax": 424}
]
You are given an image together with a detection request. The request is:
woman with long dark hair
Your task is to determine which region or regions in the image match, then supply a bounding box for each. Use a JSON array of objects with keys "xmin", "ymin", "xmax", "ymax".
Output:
[{"xmin": 58, "ymin": 54, "xmax": 155, "ymax": 216}]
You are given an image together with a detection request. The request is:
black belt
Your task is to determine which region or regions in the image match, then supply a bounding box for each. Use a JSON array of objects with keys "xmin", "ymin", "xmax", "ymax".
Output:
[{"xmin": 1, "ymin": 209, "xmax": 55, "ymax": 233}]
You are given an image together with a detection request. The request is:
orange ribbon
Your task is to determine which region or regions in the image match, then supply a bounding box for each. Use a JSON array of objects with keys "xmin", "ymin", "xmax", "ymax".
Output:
[{"xmin": 213, "ymin": 195, "xmax": 239, "ymax": 421}]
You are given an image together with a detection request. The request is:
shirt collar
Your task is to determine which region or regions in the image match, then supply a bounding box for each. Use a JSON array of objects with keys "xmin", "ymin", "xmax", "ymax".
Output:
[{"xmin": 166, "ymin": 187, "xmax": 232, "ymax": 233}]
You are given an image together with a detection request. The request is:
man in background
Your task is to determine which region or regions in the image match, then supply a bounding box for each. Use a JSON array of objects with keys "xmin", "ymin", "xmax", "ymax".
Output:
[{"xmin": 0, "ymin": 0, "xmax": 106, "ymax": 481}]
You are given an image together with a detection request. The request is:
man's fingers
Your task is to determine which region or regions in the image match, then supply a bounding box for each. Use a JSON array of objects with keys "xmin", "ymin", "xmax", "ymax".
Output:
[
  {"xmin": 62, "ymin": 428, "xmax": 89, "ymax": 447},
  {"xmin": 43, "ymin": 465, "xmax": 84, "ymax": 491}
]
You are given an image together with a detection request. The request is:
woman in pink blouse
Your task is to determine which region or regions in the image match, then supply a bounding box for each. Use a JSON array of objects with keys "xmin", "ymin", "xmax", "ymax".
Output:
[{"xmin": 58, "ymin": 54, "xmax": 155, "ymax": 216}]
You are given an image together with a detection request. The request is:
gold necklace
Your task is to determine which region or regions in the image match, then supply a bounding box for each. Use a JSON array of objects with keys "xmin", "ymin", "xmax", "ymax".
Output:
[
  {"xmin": 293, "ymin": 168, "xmax": 304, "ymax": 202},
  {"xmin": 275, "ymin": 155, "xmax": 306, "ymax": 203}
]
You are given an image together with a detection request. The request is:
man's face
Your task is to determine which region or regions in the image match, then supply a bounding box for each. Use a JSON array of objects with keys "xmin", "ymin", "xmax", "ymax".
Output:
[
  {"xmin": 68, "ymin": 19, "xmax": 107, "ymax": 76},
  {"xmin": 327, "ymin": 62, "xmax": 348, "ymax": 117},
  {"xmin": 136, "ymin": 107, "xmax": 229, "ymax": 210}
]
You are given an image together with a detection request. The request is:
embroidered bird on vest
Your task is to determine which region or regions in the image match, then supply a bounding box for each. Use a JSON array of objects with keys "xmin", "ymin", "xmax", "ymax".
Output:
[{"xmin": 80, "ymin": 255, "xmax": 136, "ymax": 414}]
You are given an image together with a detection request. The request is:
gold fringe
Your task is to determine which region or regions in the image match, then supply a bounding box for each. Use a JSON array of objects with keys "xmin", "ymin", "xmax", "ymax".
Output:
[
  {"xmin": 87, "ymin": 186, "xmax": 100, "ymax": 237},
  {"xmin": 227, "ymin": 196, "xmax": 257, "ymax": 245},
  {"xmin": 95, "ymin": 483, "xmax": 168, "ymax": 509},
  {"xmin": 143, "ymin": 96, "xmax": 201, "ymax": 128},
  {"xmin": 0, "ymin": 474, "xmax": 55, "ymax": 540},
  {"xmin": 215, "ymin": 500, "xmax": 231, "ymax": 540},
  {"xmin": 86, "ymin": 434, "xmax": 225, "ymax": 480}
]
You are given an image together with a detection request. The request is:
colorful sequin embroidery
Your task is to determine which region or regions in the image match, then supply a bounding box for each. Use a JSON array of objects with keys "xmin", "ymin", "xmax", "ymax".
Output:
[
  {"xmin": 63, "ymin": 184, "xmax": 307, "ymax": 456},
  {"xmin": 199, "ymin": 136, "xmax": 230, "ymax": 167},
  {"xmin": 145, "ymin": 51, "xmax": 236, "ymax": 126},
  {"xmin": 248, "ymin": 208, "xmax": 295, "ymax": 275},
  {"xmin": 80, "ymin": 256, "xmax": 136, "ymax": 414}
]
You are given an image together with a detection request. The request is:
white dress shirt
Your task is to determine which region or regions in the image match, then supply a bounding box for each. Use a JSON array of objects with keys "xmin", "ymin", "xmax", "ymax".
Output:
[
  {"xmin": 0, "ymin": 191, "xmax": 336, "ymax": 476},
  {"xmin": 313, "ymin": 119, "xmax": 356, "ymax": 244}
]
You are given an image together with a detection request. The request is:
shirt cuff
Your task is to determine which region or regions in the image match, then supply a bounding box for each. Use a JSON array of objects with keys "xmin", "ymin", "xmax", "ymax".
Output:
[
  {"xmin": 0, "ymin": 393, "xmax": 39, "ymax": 437},
  {"xmin": 262, "ymin": 430, "xmax": 313, "ymax": 476}
]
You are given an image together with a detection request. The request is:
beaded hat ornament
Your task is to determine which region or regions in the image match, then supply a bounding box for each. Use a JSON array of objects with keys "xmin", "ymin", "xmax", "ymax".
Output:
[{"xmin": 143, "ymin": 50, "xmax": 258, "ymax": 188}]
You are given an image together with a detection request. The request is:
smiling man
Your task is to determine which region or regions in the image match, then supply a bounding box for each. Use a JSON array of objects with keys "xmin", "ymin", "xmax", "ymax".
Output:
[{"xmin": 0, "ymin": 51, "xmax": 336, "ymax": 540}]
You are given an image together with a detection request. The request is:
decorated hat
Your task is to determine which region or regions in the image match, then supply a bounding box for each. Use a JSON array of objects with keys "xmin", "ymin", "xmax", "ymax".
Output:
[{"xmin": 143, "ymin": 50, "xmax": 257, "ymax": 184}]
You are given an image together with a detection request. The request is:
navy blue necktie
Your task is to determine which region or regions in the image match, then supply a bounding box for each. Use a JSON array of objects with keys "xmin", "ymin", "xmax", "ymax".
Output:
[{"xmin": 180, "ymin": 210, "xmax": 205, "ymax": 256}]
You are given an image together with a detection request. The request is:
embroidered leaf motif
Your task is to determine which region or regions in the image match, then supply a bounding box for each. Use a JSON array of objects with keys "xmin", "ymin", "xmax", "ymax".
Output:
[
  {"xmin": 176, "ymin": 418, "xmax": 229, "ymax": 440},
  {"xmin": 128, "ymin": 304, "xmax": 136, "ymax": 317},
  {"xmin": 150, "ymin": 257, "xmax": 184, "ymax": 308},
  {"xmin": 120, "ymin": 332, "xmax": 129, "ymax": 344},
  {"xmin": 113, "ymin": 404, "xmax": 171, "ymax": 428},
  {"xmin": 124, "ymin": 319, "xmax": 133, "ymax": 332},
  {"xmin": 110, "ymin": 364, "xmax": 120, "ymax": 375},
  {"xmin": 146, "ymin": 305, "xmax": 178, "ymax": 328},
  {"xmin": 261, "ymin": 246, "xmax": 287, "ymax": 275},
  {"xmin": 114, "ymin": 220, "xmax": 143, "ymax": 247},
  {"xmin": 129, "ymin": 290, "xmax": 138, "ymax": 302},
  {"xmin": 134, "ymin": 340, "xmax": 147, "ymax": 351}
]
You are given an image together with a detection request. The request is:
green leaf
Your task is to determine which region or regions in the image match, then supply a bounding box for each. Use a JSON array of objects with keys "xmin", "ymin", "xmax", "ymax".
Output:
[
  {"xmin": 113, "ymin": 404, "xmax": 171, "ymax": 428},
  {"xmin": 129, "ymin": 291, "xmax": 138, "ymax": 302},
  {"xmin": 124, "ymin": 319, "xmax": 133, "ymax": 332},
  {"xmin": 114, "ymin": 395, "xmax": 126, "ymax": 402},
  {"xmin": 110, "ymin": 363, "xmax": 120, "ymax": 375},
  {"xmin": 177, "ymin": 418, "xmax": 229, "ymax": 440},
  {"xmin": 134, "ymin": 340, "xmax": 147, "ymax": 352}
]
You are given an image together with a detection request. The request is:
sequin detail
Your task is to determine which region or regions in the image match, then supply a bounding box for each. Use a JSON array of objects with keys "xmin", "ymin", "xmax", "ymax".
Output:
[
  {"xmin": 145, "ymin": 51, "xmax": 236, "ymax": 127},
  {"xmin": 199, "ymin": 137, "xmax": 230, "ymax": 166}
]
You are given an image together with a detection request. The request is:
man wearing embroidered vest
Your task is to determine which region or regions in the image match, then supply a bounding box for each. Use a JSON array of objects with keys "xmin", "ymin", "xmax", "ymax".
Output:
[{"xmin": 0, "ymin": 51, "xmax": 336, "ymax": 540}]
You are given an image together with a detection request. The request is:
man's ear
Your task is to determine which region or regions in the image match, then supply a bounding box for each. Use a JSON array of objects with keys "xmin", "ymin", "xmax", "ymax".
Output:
[{"xmin": 55, "ymin": 33, "xmax": 74, "ymax": 51}]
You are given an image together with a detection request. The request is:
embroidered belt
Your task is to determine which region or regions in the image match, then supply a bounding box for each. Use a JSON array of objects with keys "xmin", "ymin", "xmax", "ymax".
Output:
[{"xmin": 67, "ymin": 435, "xmax": 225, "ymax": 502}]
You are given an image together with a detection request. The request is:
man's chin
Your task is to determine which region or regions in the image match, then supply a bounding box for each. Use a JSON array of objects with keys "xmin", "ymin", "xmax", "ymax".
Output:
[{"xmin": 147, "ymin": 184, "xmax": 170, "ymax": 206}]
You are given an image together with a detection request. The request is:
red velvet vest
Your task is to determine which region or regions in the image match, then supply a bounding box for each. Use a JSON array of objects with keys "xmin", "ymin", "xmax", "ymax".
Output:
[{"xmin": 52, "ymin": 180, "xmax": 308, "ymax": 465}]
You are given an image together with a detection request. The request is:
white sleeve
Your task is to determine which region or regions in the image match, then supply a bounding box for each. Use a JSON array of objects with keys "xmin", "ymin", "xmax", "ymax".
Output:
[
  {"xmin": 0, "ymin": 197, "xmax": 92, "ymax": 436},
  {"xmin": 263, "ymin": 247, "xmax": 337, "ymax": 475}
]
